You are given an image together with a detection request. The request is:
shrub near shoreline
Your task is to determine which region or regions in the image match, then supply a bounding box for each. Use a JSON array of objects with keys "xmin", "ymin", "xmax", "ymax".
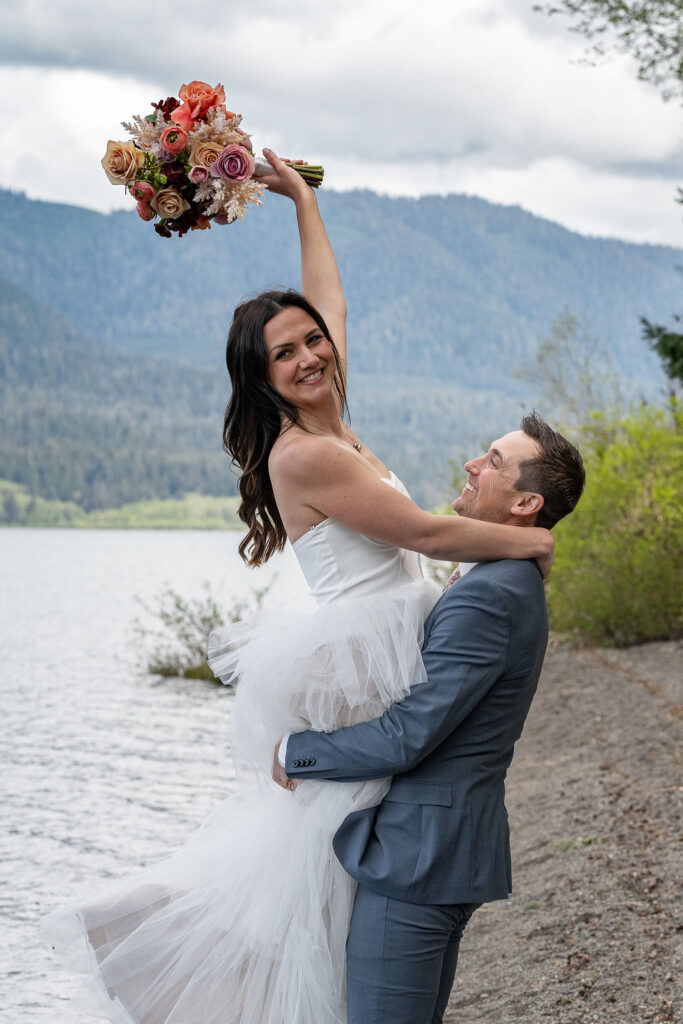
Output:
[{"xmin": 547, "ymin": 404, "xmax": 682, "ymax": 647}]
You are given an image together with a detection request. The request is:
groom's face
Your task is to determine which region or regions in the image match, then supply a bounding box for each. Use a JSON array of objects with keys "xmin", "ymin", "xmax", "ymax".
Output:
[{"xmin": 452, "ymin": 431, "xmax": 540, "ymax": 525}]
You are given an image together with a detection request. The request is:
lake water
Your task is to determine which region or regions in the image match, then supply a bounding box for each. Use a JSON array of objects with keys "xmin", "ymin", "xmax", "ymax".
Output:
[{"xmin": 0, "ymin": 529, "xmax": 311, "ymax": 1024}]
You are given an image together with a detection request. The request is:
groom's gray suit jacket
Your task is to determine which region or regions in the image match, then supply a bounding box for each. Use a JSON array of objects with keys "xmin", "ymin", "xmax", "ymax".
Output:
[{"xmin": 286, "ymin": 558, "xmax": 549, "ymax": 905}]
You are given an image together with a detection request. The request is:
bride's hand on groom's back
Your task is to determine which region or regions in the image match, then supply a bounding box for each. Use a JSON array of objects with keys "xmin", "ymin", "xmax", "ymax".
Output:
[{"xmin": 536, "ymin": 532, "xmax": 555, "ymax": 580}]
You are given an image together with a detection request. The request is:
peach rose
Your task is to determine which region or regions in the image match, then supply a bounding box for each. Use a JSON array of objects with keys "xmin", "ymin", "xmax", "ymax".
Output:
[
  {"xmin": 101, "ymin": 140, "xmax": 145, "ymax": 186},
  {"xmin": 150, "ymin": 187, "xmax": 191, "ymax": 220},
  {"xmin": 159, "ymin": 124, "xmax": 189, "ymax": 155},
  {"xmin": 171, "ymin": 81, "xmax": 231, "ymax": 129},
  {"xmin": 189, "ymin": 139, "xmax": 224, "ymax": 170}
]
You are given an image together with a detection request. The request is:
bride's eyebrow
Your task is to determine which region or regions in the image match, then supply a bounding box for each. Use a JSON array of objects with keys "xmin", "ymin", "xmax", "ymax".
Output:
[{"xmin": 269, "ymin": 329, "xmax": 320, "ymax": 354}]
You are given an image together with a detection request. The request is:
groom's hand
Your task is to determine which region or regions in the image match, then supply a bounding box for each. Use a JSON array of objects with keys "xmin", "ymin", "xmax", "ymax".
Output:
[{"xmin": 272, "ymin": 742, "xmax": 299, "ymax": 792}]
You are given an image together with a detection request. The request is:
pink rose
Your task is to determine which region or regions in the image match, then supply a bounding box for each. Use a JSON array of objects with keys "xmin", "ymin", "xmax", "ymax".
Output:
[
  {"xmin": 159, "ymin": 125, "xmax": 189, "ymax": 155},
  {"xmin": 188, "ymin": 165, "xmax": 209, "ymax": 184},
  {"xmin": 210, "ymin": 144, "xmax": 255, "ymax": 182},
  {"xmin": 136, "ymin": 201, "xmax": 154, "ymax": 222},
  {"xmin": 129, "ymin": 181, "xmax": 155, "ymax": 203}
]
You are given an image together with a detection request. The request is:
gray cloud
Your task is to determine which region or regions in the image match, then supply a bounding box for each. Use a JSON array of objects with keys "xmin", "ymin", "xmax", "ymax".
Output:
[
  {"xmin": 2, "ymin": 0, "xmax": 678, "ymax": 175},
  {"xmin": 1, "ymin": 0, "xmax": 681, "ymax": 244}
]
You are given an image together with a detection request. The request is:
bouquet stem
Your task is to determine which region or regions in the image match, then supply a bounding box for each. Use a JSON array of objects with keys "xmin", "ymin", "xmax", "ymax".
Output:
[{"xmin": 285, "ymin": 162, "xmax": 324, "ymax": 189}]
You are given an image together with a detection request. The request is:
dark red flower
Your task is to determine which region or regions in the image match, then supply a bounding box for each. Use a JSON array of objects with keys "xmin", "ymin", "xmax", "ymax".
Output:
[{"xmin": 152, "ymin": 97, "xmax": 180, "ymax": 122}]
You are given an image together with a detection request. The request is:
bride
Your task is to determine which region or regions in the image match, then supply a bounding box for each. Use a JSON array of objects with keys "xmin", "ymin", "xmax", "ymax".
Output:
[{"xmin": 45, "ymin": 151, "xmax": 553, "ymax": 1024}]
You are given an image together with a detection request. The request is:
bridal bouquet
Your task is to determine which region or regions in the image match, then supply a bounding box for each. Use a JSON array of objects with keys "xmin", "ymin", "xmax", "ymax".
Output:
[{"xmin": 101, "ymin": 80, "xmax": 324, "ymax": 237}]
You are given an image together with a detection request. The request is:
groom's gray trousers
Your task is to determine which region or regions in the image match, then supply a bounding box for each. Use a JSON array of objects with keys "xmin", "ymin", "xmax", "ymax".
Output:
[
  {"xmin": 286, "ymin": 560, "xmax": 549, "ymax": 1023},
  {"xmin": 346, "ymin": 886, "xmax": 480, "ymax": 1024}
]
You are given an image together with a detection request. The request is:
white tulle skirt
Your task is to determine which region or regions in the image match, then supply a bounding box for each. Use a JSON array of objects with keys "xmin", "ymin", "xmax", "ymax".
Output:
[{"xmin": 44, "ymin": 577, "xmax": 440, "ymax": 1024}]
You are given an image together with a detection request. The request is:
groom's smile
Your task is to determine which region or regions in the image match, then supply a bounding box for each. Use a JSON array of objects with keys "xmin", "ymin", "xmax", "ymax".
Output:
[{"xmin": 453, "ymin": 431, "xmax": 542, "ymax": 526}]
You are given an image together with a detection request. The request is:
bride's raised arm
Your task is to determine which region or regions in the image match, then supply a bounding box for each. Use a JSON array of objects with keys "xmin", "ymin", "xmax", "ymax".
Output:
[{"xmin": 257, "ymin": 149, "xmax": 347, "ymax": 377}]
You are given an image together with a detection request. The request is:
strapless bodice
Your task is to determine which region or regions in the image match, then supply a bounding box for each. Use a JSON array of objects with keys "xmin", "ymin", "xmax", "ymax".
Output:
[{"xmin": 291, "ymin": 472, "xmax": 423, "ymax": 605}]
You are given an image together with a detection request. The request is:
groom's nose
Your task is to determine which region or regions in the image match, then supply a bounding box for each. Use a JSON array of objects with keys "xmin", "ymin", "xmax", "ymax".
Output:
[{"xmin": 464, "ymin": 455, "xmax": 483, "ymax": 474}]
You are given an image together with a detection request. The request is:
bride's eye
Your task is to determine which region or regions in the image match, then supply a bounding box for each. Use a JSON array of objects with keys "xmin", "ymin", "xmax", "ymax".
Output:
[{"xmin": 308, "ymin": 334, "xmax": 323, "ymax": 345}]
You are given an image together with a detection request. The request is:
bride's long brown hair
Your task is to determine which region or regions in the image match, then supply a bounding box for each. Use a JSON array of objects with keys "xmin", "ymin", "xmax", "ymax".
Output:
[{"xmin": 223, "ymin": 290, "xmax": 347, "ymax": 567}]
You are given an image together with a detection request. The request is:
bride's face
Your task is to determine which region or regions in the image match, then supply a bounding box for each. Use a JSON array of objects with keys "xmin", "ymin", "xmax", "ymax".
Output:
[{"xmin": 264, "ymin": 306, "xmax": 335, "ymax": 407}]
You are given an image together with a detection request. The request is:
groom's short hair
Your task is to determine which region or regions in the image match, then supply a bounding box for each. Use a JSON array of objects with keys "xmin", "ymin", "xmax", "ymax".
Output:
[{"xmin": 516, "ymin": 412, "xmax": 585, "ymax": 529}]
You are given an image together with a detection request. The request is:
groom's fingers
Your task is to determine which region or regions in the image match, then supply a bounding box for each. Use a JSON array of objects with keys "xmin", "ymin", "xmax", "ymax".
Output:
[{"xmin": 272, "ymin": 742, "xmax": 297, "ymax": 791}]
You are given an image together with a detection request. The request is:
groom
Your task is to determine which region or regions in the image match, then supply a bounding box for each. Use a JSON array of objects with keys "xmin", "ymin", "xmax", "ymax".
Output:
[{"xmin": 273, "ymin": 411, "xmax": 585, "ymax": 1024}]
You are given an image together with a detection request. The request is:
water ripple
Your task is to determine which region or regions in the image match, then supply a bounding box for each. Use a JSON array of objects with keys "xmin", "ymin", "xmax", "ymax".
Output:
[{"xmin": 0, "ymin": 529, "xmax": 309, "ymax": 1023}]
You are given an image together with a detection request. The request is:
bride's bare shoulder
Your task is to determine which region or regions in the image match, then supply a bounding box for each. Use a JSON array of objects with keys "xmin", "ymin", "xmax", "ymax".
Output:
[{"xmin": 269, "ymin": 432, "xmax": 353, "ymax": 486}]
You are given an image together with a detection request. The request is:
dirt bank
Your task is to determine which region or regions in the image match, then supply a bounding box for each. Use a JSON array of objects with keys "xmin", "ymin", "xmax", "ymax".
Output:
[{"xmin": 445, "ymin": 640, "xmax": 681, "ymax": 1024}]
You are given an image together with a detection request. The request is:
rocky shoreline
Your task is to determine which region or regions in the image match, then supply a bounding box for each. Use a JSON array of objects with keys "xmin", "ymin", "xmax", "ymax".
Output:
[{"xmin": 445, "ymin": 640, "xmax": 681, "ymax": 1024}]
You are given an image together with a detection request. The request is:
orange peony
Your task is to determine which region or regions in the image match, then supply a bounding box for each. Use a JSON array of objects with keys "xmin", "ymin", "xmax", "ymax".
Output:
[
  {"xmin": 171, "ymin": 81, "xmax": 233, "ymax": 129},
  {"xmin": 101, "ymin": 140, "xmax": 145, "ymax": 185}
]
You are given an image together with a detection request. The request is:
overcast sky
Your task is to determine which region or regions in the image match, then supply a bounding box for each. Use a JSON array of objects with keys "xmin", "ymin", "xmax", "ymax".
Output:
[{"xmin": 2, "ymin": 0, "xmax": 681, "ymax": 245}]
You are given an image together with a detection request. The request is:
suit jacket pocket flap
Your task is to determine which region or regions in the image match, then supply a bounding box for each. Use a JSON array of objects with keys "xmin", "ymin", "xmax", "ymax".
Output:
[{"xmin": 384, "ymin": 781, "xmax": 452, "ymax": 807}]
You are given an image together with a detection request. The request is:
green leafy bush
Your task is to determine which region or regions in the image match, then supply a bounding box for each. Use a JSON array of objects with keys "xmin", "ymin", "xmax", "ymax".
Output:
[{"xmin": 547, "ymin": 405, "xmax": 682, "ymax": 646}]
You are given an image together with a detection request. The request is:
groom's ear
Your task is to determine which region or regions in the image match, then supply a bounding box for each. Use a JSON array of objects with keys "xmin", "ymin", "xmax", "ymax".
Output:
[{"xmin": 510, "ymin": 491, "xmax": 544, "ymax": 523}]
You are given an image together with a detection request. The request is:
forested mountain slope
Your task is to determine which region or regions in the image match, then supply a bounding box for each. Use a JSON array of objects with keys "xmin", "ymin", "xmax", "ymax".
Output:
[
  {"xmin": 0, "ymin": 276, "xmax": 233, "ymax": 508},
  {"xmin": 1, "ymin": 187, "xmax": 678, "ymax": 507}
]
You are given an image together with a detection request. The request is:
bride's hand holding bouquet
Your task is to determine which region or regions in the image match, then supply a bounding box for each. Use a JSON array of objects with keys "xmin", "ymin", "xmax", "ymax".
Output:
[{"xmin": 255, "ymin": 148, "xmax": 316, "ymax": 203}]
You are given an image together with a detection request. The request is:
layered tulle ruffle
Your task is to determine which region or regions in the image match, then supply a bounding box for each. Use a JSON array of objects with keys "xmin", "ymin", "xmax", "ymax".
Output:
[{"xmin": 44, "ymin": 576, "xmax": 440, "ymax": 1024}]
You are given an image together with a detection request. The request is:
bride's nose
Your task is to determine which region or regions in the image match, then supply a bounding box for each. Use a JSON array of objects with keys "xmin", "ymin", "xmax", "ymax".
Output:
[{"xmin": 298, "ymin": 348, "xmax": 319, "ymax": 370}]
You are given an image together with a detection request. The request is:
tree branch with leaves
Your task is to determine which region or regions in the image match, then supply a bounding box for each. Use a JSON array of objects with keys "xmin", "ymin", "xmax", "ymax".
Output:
[{"xmin": 534, "ymin": 0, "xmax": 683, "ymax": 102}]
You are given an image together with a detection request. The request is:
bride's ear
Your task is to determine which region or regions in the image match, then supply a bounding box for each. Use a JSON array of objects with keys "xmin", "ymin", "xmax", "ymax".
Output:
[{"xmin": 510, "ymin": 492, "xmax": 544, "ymax": 522}]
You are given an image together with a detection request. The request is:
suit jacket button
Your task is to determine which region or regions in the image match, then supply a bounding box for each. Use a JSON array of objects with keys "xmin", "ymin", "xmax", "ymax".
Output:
[
  {"xmin": 310, "ymin": 758, "xmax": 316, "ymax": 765},
  {"xmin": 294, "ymin": 760, "xmax": 301, "ymax": 768}
]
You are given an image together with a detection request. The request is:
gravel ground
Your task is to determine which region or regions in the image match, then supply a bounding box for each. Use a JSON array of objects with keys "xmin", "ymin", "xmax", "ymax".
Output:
[{"xmin": 445, "ymin": 640, "xmax": 682, "ymax": 1024}]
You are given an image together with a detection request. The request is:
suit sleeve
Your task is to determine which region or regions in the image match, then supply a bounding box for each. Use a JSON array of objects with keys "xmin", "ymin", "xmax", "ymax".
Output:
[{"xmin": 285, "ymin": 579, "xmax": 511, "ymax": 782}]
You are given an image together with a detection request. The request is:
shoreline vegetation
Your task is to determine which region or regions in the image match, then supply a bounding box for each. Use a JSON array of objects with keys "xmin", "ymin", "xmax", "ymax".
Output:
[{"xmin": 0, "ymin": 479, "xmax": 242, "ymax": 530}]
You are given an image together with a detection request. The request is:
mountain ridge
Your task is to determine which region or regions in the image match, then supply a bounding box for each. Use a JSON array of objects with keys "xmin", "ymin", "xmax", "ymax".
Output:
[{"xmin": 0, "ymin": 186, "xmax": 676, "ymax": 508}]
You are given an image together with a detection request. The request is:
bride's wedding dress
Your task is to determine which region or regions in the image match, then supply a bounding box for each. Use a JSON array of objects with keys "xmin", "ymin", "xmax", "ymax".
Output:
[{"xmin": 45, "ymin": 472, "xmax": 441, "ymax": 1024}]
